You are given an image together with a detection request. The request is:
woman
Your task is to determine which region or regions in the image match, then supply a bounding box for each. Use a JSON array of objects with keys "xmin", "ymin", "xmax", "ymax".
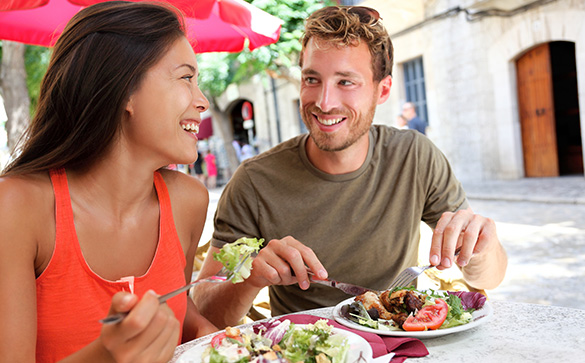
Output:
[
  {"xmin": 0, "ymin": 2, "xmax": 217, "ymax": 361},
  {"xmin": 203, "ymin": 150, "xmax": 217, "ymax": 189}
]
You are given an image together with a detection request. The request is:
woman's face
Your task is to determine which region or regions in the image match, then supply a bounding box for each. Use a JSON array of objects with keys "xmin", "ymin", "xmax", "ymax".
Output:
[{"xmin": 124, "ymin": 36, "xmax": 209, "ymax": 167}]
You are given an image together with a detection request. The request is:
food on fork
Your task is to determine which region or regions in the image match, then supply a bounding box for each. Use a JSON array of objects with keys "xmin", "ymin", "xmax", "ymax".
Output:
[
  {"xmin": 341, "ymin": 287, "xmax": 486, "ymax": 332},
  {"xmin": 213, "ymin": 237, "xmax": 264, "ymax": 283}
]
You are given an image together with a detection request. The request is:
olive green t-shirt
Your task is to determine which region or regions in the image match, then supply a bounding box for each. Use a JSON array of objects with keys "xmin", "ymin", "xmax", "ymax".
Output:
[{"xmin": 211, "ymin": 125, "xmax": 468, "ymax": 316}]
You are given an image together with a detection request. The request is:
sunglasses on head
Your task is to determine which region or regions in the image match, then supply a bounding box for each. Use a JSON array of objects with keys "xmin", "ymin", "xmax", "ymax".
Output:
[{"xmin": 346, "ymin": 6, "xmax": 381, "ymax": 25}]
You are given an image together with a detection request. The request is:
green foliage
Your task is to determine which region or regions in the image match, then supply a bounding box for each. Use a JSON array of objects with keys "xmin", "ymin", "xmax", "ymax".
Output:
[
  {"xmin": 198, "ymin": 0, "xmax": 334, "ymax": 98},
  {"xmin": 24, "ymin": 45, "xmax": 51, "ymax": 115}
]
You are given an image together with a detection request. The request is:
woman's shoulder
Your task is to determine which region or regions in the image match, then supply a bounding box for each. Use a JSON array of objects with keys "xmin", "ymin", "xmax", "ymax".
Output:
[
  {"xmin": 0, "ymin": 172, "xmax": 53, "ymax": 212},
  {"xmin": 0, "ymin": 173, "xmax": 54, "ymax": 256},
  {"xmin": 158, "ymin": 169, "xmax": 209, "ymax": 208}
]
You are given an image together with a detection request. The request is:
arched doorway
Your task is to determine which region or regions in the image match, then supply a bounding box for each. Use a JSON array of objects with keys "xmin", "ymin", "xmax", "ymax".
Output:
[{"xmin": 516, "ymin": 41, "xmax": 583, "ymax": 177}]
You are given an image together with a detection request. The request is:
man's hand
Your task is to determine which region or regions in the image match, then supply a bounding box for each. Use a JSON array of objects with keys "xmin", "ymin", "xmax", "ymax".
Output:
[
  {"xmin": 247, "ymin": 236, "xmax": 328, "ymax": 290},
  {"xmin": 430, "ymin": 208, "xmax": 498, "ymax": 270}
]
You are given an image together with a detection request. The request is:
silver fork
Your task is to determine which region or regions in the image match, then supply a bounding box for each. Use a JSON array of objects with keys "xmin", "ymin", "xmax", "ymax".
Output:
[
  {"xmin": 99, "ymin": 254, "xmax": 251, "ymax": 324},
  {"xmin": 386, "ymin": 247, "xmax": 461, "ymax": 291}
]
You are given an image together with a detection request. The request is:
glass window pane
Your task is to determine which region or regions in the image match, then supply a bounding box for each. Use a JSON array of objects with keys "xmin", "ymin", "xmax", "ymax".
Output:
[{"xmin": 402, "ymin": 57, "xmax": 428, "ymax": 125}]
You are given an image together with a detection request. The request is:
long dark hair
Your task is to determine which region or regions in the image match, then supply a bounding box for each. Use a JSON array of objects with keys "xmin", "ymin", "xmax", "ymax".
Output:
[{"xmin": 2, "ymin": 1, "xmax": 186, "ymax": 176}]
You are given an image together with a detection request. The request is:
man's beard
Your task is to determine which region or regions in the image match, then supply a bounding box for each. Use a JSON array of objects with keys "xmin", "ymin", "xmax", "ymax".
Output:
[{"xmin": 302, "ymin": 101, "xmax": 377, "ymax": 152}]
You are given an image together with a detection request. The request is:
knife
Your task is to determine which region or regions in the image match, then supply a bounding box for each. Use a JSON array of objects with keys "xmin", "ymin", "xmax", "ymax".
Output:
[{"xmin": 307, "ymin": 272, "xmax": 373, "ymax": 296}]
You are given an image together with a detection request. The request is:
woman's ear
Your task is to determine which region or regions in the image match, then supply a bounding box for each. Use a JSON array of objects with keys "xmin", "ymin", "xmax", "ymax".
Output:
[
  {"xmin": 126, "ymin": 95, "xmax": 135, "ymax": 117},
  {"xmin": 377, "ymin": 75, "xmax": 392, "ymax": 105}
]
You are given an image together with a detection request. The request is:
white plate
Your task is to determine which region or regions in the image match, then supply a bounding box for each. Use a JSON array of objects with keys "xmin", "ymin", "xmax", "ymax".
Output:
[
  {"xmin": 333, "ymin": 296, "xmax": 493, "ymax": 339},
  {"xmin": 177, "ymin": 325, "xmax": 373, "ymax": 362}
]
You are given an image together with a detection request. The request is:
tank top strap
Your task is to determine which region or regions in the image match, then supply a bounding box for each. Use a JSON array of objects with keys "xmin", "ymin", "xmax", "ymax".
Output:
[
  {"xmin": 153, "ymin": 171, "xmax": 185, "ymax": 264},
  {"xmin": 48, "ymin": 168, "xmax": 77, "ymax": 252}
]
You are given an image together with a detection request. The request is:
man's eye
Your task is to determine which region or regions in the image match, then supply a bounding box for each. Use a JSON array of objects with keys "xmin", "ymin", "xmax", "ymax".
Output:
[
  {"xmin": 339, "ymin": 80, "xmax": 353, "ymax": 86},
  {"xmin": 182, "ymin": 75, "xmax": 194, "ymax": 82},
  {"xmin": 304, "ymin": 77, "xmax": 318, "ymax": 84}
]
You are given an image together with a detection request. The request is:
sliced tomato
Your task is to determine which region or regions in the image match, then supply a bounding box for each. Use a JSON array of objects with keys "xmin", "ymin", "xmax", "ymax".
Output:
[
  {"xmin": 210, "ymin": 332, "xmax": 243, "ymax": 348},
  {"xmin": 403, "ymin": 298, "xmax": 449, "ymax": 331},
  {"xmin": 210, "ymin": 332, "xmax": 227, "ymax": 348}
]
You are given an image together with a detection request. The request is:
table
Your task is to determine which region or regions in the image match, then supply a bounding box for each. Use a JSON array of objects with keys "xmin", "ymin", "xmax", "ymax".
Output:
[{"xmin": 171, "ymin": 301, "xmax": 585, "ymax": 362}]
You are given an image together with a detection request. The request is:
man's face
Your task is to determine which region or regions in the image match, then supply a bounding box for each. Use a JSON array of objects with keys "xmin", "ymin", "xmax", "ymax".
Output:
[{"xmin": 299, "ymin": 38, "xmax": 385, "ymax": 152}]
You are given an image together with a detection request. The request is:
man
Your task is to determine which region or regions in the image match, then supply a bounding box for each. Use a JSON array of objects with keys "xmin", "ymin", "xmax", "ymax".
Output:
[
  {"xmin": 193, "ymin": 6, "xmax": 507, "ymax": 328},
  {"xmin": 402, "ymin": 102, "xmax": 427, "ymax": 135}
]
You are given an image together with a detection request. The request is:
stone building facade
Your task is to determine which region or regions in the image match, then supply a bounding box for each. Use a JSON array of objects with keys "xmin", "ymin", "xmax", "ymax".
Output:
[{"xmin": 216, "ymin": 0, "xmax": 585, "ymax": 182}]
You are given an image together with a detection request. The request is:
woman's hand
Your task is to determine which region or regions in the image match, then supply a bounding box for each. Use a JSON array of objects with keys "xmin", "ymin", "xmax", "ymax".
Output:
[{"xmin": 99, "ymin": 291, "xmax": 180, "ymax": 363}]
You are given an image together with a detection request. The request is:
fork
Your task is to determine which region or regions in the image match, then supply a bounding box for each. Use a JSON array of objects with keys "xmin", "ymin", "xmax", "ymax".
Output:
[
  {"xmin": 99, "ymin": 254, "xmax": 251, "ymax": 324},
  {"xmin": 386, "ymin": 247, "xmax": 461, "ymax": 291}
]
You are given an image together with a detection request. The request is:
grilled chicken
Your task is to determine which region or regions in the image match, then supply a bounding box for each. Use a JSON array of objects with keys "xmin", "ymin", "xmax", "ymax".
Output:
[
  {"xmin": 354, "ymin": 291, "xmax": 395, "ymax": 320},
  {"xmin": 380, "ymin": 289, "xmax": 425, "ymax": 314}
]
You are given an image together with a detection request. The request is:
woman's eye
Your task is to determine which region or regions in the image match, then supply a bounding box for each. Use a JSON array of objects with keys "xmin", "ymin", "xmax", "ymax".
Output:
[{"xmin": 182, "ymin": 75, "xmax": 194, "ymax": 82}]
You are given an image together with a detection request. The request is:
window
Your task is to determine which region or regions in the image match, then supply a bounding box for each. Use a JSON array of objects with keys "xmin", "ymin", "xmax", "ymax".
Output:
[
  {"xmin": 339, "ymin": 0, "xmax": 364, "ymax": 5},
  {"xmin": 403, "ymin": 57, "xmax": 429, "ymax": 125}
]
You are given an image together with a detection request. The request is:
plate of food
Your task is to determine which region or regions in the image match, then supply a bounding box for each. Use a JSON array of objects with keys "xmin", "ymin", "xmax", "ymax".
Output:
[
  {"xmin": 333, "ymin": 288, "xmax": 492, "ymax": 338},
  {"xmin": 177, "ymin": 319, "xmax": 373, "ymax": 362}
]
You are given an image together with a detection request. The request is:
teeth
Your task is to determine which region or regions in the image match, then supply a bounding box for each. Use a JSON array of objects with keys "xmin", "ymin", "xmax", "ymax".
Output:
[
  {"xmin": 182, "ymin": 124, "xmax": 199, "ymax": 133},
  {"xmin": 317, "ymin": 117, "xmax": 343, "ymax": 126}
]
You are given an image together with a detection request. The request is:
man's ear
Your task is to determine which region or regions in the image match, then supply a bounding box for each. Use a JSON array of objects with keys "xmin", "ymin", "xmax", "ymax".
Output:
[{"xmin": 377, "ymin": 75, "xmax": 392, "ymax": 105}]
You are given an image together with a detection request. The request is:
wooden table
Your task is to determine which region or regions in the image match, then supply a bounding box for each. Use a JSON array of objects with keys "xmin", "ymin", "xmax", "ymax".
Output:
[{"xmin": 172, "ymin": 300, "xmax": 585, "ymax": 362}]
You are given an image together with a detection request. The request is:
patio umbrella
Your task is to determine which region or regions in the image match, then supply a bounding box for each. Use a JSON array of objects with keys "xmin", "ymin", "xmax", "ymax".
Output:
[{"xmin": 0, "ymin": 0, "xmax": 282, "ymax": 52}]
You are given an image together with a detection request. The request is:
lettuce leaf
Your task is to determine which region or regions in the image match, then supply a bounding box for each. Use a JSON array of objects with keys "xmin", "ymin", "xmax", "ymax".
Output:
[{"xmin": 213, "ymin": 237, "xmax": 264, "ymax": 283}]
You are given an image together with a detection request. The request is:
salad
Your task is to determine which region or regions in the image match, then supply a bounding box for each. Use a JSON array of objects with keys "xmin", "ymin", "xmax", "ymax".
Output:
[
  {"xmin": 202, "ymin": 319, "xmax": 349, "ymax": 363},
  {"xmin": 213, "ymin": 237, "xmax": 264, "ymax": 283},
  {"xmin": 340, "ymin": 287, "xmax": 486, "ymax": 332}
]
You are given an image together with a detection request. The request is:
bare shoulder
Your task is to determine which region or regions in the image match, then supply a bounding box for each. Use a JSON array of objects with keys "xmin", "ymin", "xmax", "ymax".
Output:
[
  {"xmin": 158, "ymin": 169, "xmax": 209, "ymax": 213},
  {"xmin": 0, "ymin": 173, "xmax": 53, "ymax": 217},
  {"xmin": 0, "ymin": 172, "xmax": 54, "ymax": 271}
]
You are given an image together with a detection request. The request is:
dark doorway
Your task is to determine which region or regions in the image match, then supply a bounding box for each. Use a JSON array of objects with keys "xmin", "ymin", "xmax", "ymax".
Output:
[
  {"xmin": 230, "ymin": 99, "xmax": 256, "ymax": 145},
  {"xmin": 550, "ymin": 41, "xmax": 583, "ymax": 175},
  {"xmin": 516, "ymin": 41, "xmax": 583, "ymax": 177}
]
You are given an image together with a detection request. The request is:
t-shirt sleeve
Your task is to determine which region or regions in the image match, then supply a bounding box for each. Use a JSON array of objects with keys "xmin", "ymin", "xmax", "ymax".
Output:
[
  {"xmin": 211, "ymin": 165, "xmax": 262, "ymax": 248},
  {"xmin": 418, "ymin": 136, "xmax": 469, "ymax": 229}
]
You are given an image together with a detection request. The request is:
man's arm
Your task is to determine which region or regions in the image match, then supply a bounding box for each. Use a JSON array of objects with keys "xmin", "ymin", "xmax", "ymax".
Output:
[
  {"xmin": 192, "ymin": 238, "xmax": 327, "ymax": 328},
  {"xmin": 430, "ymin": 208, "xmax": 508, "ymax": 290},
  {"xmin": 192, "ymin": 246, "xmax": 264, "ymax": 328}
]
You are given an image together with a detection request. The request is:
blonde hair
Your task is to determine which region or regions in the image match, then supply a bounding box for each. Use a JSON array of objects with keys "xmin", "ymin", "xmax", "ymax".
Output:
[{"xmin": 300, "ymin": 6, "xmax": 393, "ymax": 81}]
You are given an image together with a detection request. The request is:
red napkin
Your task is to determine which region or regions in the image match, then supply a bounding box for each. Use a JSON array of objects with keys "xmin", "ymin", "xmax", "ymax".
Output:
[{"xmin": 277, "ymin": 314, "xmax": 428, "ymax": 363}]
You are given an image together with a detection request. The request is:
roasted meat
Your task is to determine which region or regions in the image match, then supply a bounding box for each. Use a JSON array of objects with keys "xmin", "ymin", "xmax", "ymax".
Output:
[
  {"xmin": 354, "ymin": 289, "xmax": 428, "ymax": 329},
  {"xmin": 380, "ymin": 289, "xmax": 426, "ymax": 314},
  {"xmin": 354, "ymin": 291, "xmax": 395, "ymax": 320}
]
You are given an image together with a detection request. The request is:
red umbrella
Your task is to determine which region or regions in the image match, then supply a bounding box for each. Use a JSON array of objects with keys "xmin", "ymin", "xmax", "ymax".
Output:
[{"xmin": 0, "ymin": 0, "xmax": 282, "ymax": 52}]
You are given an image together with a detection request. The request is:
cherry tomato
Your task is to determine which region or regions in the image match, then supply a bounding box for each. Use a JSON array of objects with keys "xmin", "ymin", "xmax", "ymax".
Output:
[
  {"xmin": 403, "ymin": 298, "xmax": 449, "ymax": 331},
  {"xmin": 210, "ymin": 331, "xmax": 243, "ymax": 348},
  {"xmin": 210, "ymin": 332, "xmax": 227, "ymax": 348}
]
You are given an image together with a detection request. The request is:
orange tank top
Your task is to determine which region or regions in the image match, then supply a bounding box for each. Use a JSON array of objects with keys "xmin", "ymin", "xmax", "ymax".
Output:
[{"xmin": 36, "ymin": 168, "xmax": 187, "ymax": 362}]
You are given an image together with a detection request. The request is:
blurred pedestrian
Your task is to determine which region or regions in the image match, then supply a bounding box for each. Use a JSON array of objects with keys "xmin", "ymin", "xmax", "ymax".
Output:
[
  {"xmin": 204, "ymin": 150, "xmax": 217, "ymax": 188},
  {"xmin": 402, "ymin": 102, "xmax": 426, "ymax": 135},
  {"xmin": 232, "ymin": 139, "xmax": 242, "ymax": 162},
  {"xmin": 193, "ymin": 151, "xmax": 206, "ymax": 184},
  {"xmin": 240, "ymin": 141, "xmax": 256, "ymax": 161}
]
